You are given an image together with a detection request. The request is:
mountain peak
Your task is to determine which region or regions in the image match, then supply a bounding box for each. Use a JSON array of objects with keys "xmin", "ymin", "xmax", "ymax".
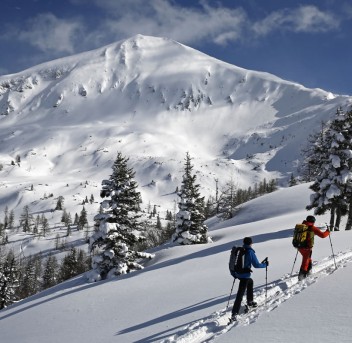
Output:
[{"xmin": 0, "ymin": 35, "xmax": 350, "ymax": 223}]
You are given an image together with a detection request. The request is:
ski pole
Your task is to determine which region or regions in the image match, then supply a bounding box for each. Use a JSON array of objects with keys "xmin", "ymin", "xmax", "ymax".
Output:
[
  {"xmin": 326, "ymin": 223, "xmax": 337, "ymax": 270},
  {"xmin": 261, "ymin": 257, "xmax": 268, "ymax": 305},
  {"xmin": 226, "ymin": 278, "xmax": 236, "ymax": 309},
  {"xmin": 265, "ymin": 264, "xmax": 268, "ymax": 305},
  {"xmin": 265, "ymin": 259, "xmax": 268, "ymax": 305},
  {"xmin": 290, "ymin": 250, "xmax": 298, "ymax": 276}
]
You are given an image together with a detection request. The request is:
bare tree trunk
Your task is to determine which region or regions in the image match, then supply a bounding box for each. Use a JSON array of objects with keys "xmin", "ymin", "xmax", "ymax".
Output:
[
  {"xmin": 334, "ymin": 207, "xmax": 341, "ymax": 231},
  {"xmin": 345, "ymin": 200, "xmax": 352, "ymax": 230},
  {"xmin": 329, "ymin": 207, "xmax": 335, "ymax": 230}
]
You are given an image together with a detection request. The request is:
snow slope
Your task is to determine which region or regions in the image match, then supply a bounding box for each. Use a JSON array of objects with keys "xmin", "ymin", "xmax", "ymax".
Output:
[{"xmin": 1, "ymin": 183, "xmax": 352, "ymax": 343}]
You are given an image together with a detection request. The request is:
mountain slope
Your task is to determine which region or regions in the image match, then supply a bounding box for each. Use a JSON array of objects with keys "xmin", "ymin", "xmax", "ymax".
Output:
[
  {"xmin": 1, "ymin": 183, "xmax": 352, "ymax": 343},
  {"xmin": 0, "ymin": 34, "xmax": 351, "ymax": 220}
]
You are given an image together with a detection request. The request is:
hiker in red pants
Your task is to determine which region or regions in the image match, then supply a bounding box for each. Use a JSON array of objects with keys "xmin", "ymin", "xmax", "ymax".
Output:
[{"xmin": 298, "ymin": 215, "xmax": 330, "ymax": 280}]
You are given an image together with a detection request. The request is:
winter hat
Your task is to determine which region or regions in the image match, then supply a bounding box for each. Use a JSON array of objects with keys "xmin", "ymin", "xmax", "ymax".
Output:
[
  {"xmin": 306, "ymin": 215, "xmax": 316, "ymax": 223},
  {"xmin": 243, "ymin": 237, "xmax": 253, "ymax": 245}
]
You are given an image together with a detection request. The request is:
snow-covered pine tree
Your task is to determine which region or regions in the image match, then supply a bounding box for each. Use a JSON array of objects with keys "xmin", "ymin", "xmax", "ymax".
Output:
[
  {"xmin": 217, "ymin": 178, "xmax": 237, "ymax": 219},
  {"xmin": 307, "ymin": 108, "xmax": 352, "ymax": 229},
  {"xmin": 42, "ymin": 254, "xmax": 59, "ymax": 290},
  {"xmin": 55, "ymin": 196, "xmax": 64, "ymax": 211},
  {"xmin": 88, "ymin": 152, "xmax": 154, "ymax": 282},
  {"xmin": 18, "ymin": 254, "xmax": 42, "ymax": 299},
  {"xmin": 19, "ymin": 205, "xmax": 34, "ymax": 232},
  {"xmin": 172, "ymin": 152, "xmax": 211, "ymax": 245},
  {"xmin": 0, "ymin": 251, "xmax": 19, "ymax": 309},
  {"xmin": 300, "ymin": 121, "xmax": 328, "ymax": 182},
  {"xmin": 59, "ymin": 248, "xmax": 81, "ymax": 282},
  {"xmin": 77, "ymin": 206, "xmax": 88, "ymax": 230}
]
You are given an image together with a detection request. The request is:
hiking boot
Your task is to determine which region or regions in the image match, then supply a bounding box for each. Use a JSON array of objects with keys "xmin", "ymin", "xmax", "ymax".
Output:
[
  {"xmin": 229, "ymin": 313, "xmax": 238, "ymax": 323},
  {"xmin": 247, "ymin": 301, "xmax": 258, "ymax": 308},
  {"xmin": 298, "ymin": 269, "xmax": 307, "ymax": 281}
]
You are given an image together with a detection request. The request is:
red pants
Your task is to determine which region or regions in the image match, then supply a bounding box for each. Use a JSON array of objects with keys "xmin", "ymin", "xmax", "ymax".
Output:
[{"xmin": 298, "ymin": 248, "xmax": 312, "ymax": 272}]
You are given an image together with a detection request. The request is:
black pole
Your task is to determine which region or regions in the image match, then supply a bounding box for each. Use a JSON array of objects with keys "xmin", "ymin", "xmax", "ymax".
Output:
[
  {"xmin": 261, "ymin": 257, "xmax": 268, "ymax": 305},
  {"xmin": 290, "ymin": 249, "xmax": 299, "ymax": 276},
  {"xmin": 226, "ymin": 278, "xmax": 236, "ymax": 310},
  {"xmin": 326, "ymin": 223, "xmax": 337, "ymax": 270},
  {"xmin": 265, "ymin": 264, "xmax": 268, "ymax": 305}
]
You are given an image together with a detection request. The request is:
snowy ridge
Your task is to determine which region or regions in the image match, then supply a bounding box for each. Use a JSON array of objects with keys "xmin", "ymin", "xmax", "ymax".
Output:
[{"xmin": 161, "ymin": 249, "xmax": 352, "ymax": 343}]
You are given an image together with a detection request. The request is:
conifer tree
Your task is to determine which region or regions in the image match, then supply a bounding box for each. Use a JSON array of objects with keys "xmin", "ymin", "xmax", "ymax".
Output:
[
  {"xmin": 19, "ymin": 255, "xmax": 42, "ymax": 298},
  {"xmin": 88, "ymin": 152, "xmax": 154, "ymax": 282},
  {"xmin": 61, "ymin": 209, "xmax": 72, "ymax": 227},
  {"xmin": 59, "ymin": 248, "xmax": 79, "ymax": 282},
  {"xmin": 0, "ymin": 223, "xmax": 5, "ymax": 245},
  {"xmin": 300, "ymin": 121, "xmax": 328, "ymax": 182},
  {"xmin": 0, "ymin": 251, "xmax": 19, "ymax": 309},
  {"xmin": 58, "ymin": 248, "xmax": 89, "ymax": 282},
  {"xmin": 218, "ymin": 178, "xmax": 237, "ymax": 219},
  {"xmin": 3, "ymin": 206, "xmax": 8, "ymax": 230},
  {"xmin": 172, "ymin": 152, "xmax": 211, "ymax": 244},
  {"xmin": 307, "ymin": 108, "xmax": 352, "ymax": 229},
  {"xmin": 74, "ymin": 213, "xmax": 79, "ymax": 225},
  {"xmin": 78, "ymin": 207, "xmax": 88, "ymax": 230},
  {"xmin": 8, "ymin": 210, "xmax": 15, "ymax": 229},
  {"xmin": 42, "ymin": 254, "xmax": 59, "ymax": 289},
  {"xmin": 41, "ymin": 214, "xmax": 49, "ymax": 237},
  {"xmin": 19, "ymin": 205, "xmax": 33, "ymax": 232},
  {"xmin": 55, "ymin": 196, "xmax": 64, "ymax": 211}
]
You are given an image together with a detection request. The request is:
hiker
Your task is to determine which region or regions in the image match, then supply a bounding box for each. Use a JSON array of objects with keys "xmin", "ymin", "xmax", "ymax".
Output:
[
  {"xmin": 230, "ymin": 237, "xmax": 268, "ymax": 322},
  {"xmin": 298, "ymin": 215, "xmax": 329, "ymax": 280}
]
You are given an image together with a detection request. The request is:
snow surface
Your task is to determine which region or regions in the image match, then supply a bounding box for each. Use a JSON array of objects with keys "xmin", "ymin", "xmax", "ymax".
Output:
[{"xmin": 1, "ymin": 183, "xmax": 352, "ymax": 343}]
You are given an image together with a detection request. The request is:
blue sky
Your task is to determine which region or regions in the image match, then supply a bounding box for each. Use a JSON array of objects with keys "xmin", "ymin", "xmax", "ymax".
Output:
[{"xmin": 1, "ymin": 0, "xmax": 351, "ymax": 95}]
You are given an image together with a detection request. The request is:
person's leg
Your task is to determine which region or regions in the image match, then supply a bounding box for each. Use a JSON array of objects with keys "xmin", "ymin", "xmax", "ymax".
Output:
[
  {"xmin": 232, "ymin": 279, "xmax": 247, "ymax": 316},
  {"xmin": 245, "ymin": 278, "xmax": 254, "ymax": 304},
  {"xmin": 298, "ymin": 248, "xmax": 311, "ymax": 280},
  {"xmin": 307, "ymin": 250, "xmax": 313, "ymax": 274}
]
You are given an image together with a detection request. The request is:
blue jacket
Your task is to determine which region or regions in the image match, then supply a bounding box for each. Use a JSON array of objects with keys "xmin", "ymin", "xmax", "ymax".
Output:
[{"xmin": 234, "ymin": 244, "xmax": 266, "ymax": 279}]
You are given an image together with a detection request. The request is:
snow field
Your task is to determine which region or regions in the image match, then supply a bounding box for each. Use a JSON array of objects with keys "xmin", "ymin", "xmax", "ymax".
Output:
[{"xmin": 159, "ymin": 248, "xmax": 352, "ymax": 343}]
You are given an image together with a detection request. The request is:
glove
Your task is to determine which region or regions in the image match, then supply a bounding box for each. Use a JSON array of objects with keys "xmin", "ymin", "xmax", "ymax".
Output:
[{"xmin": 261, "ymin": 257, "xmax": 269, "ymax": 266}]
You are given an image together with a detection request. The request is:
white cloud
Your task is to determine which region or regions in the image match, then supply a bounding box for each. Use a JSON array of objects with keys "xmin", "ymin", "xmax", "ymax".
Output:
[
  {"xmin": 0, "ymin": 1, "xmax": 344, "ymax": 62},
  {"xmin": 18, "ymin": 13, "xmax": 83, "ymax": 54},
  {"xmin": 76, "ymin": 1, "xmax": 342, "ymax": 50},
  {"xmin": 74, "ymin": 0, "xmax": 247, "ymax": 47},
  {"xmin": 253, "ymin": 5, "xmax": 339, "ymax": 36}
]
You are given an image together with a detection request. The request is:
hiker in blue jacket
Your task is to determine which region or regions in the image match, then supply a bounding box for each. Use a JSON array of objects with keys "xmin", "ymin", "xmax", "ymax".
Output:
[{"xmin": 231, "ymin": 237, "xmax": 268, "ymax": 321}]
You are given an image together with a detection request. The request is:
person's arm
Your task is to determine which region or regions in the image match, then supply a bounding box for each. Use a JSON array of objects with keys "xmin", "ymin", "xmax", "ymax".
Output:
[
  {"xmin": 312, "ymin": 225, "xmax": 330, "ymax": 238},
  {"xmin": 250, "ymin": 250, "xmax": 267, "ymax": 268}
]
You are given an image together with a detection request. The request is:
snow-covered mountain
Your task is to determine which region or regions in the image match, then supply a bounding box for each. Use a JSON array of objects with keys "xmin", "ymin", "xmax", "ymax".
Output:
[{"xmin": 1, "ymin": 34, "xmax": 351, "ymax": 221}]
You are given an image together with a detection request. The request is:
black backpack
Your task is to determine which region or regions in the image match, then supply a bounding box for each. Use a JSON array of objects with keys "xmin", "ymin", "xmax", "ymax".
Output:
[{"xmin": 228, "ymin": 246, "xmax": 252, "ymax": 275}]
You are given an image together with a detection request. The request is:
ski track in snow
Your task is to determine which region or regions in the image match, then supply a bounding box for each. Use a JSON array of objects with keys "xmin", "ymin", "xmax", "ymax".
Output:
[{"xmin": 160, "ymin": 249, "xmax": 352, "ymax": 343}]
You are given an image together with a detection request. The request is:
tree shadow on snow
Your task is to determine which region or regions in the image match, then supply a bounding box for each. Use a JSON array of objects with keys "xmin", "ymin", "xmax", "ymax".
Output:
[
  {"xmin": 144, "ymin": 228, "xmax": 293, "ymax": 274},
  {"xmin": 0, "ymin": 275, "xmax": 101, "ymax": 320},
  {"xmin": 115, "ymin": 294, "xmax": 228, "ymax": 342}
]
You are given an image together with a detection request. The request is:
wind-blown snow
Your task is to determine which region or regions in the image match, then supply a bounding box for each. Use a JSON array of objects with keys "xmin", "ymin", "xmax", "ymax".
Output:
[{"xmin": 1, "ymin": 183, "xmax": 352, "ymax": 343}]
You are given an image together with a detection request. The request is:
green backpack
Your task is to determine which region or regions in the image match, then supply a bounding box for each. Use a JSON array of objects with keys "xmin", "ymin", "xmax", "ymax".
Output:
[{"xmin": 292, "ymin": 224, "xmax": 314, "ymax": 248}]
